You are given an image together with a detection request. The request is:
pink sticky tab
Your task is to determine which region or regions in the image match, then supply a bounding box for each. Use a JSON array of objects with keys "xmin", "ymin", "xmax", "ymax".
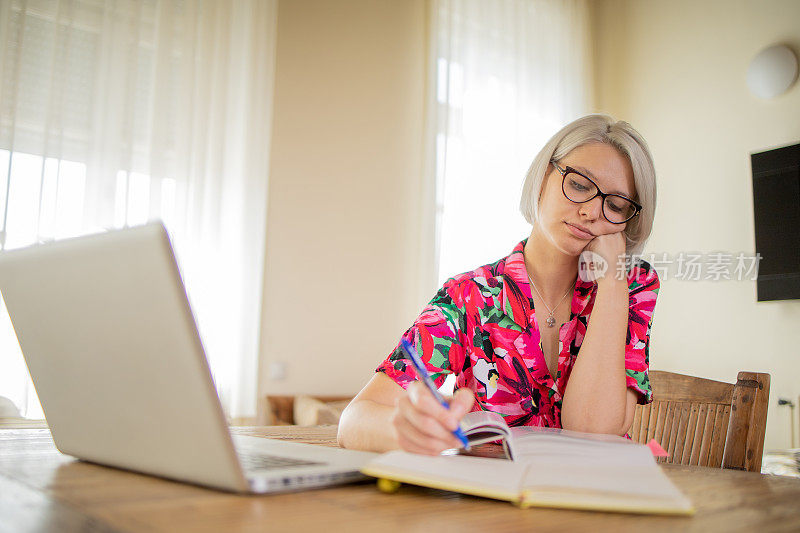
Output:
[{"xmin": 647, "ymin": 439, "xmax": 669, "ymax": 457}]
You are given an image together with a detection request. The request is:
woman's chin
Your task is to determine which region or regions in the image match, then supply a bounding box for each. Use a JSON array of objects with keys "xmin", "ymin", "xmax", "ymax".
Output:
[
  {"xmin": 532, "ymin": 227, "xmax": 590, "ymax": 258},
  {"xmin": 555, "ymin": 234, "xmax": 590, "ymax": 257},
  {"xmin": 553, "ymin": 240, "xmax": 585, "ymax": 258}
]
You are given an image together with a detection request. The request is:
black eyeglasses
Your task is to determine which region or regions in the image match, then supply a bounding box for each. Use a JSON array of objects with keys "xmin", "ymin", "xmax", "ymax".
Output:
[{"xmin": 551, "ymin": 161, "xmax": 642, "ymax": 224}]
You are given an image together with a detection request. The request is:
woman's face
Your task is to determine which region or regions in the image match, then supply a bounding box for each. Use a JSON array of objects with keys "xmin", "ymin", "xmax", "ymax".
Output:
[{"xmin": 535, "ymin": 142, "xmax": 636, "ymax": 257}]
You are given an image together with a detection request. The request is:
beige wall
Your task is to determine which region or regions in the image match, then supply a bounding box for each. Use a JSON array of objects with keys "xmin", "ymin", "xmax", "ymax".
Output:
[
  {"xmin": 258, "ymin": 0, "xmax": 431, "ymax": 398},
  {"xmin": 592, "ymin": 0, "xmax": 800, "ymax": 449}
]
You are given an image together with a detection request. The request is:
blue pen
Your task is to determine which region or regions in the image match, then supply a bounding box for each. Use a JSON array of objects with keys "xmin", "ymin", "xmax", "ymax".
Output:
[{"xmin": 400, "ymin": 338, "xmax": 470, "ymax": 449}]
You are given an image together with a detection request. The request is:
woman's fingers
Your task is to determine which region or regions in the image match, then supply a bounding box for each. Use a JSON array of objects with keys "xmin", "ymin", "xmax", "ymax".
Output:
[
  {"xmin": 392, "ymin": 410, "xmax": 460, "ymax": 454},
  {"xmin": 395, "ymin": 433, "xmax": 449, "ymax": 456},
  {"xmin": 583, "ymin": 231, "xmax": 626, "ymax": 266},
  {"xmin": 450, "ymin": 388, "xmax": 476, "ymax": 418},
  {"xmin": 407, "ymin": 381, "xmax": 458, "ymax": 429},
  {"xmin": 397, "ymin": 395, "xmax": 461, "ymax": 443},
  {"xmin": 391, "ymin": 382, "xmax": 464, "ymax": 453}
]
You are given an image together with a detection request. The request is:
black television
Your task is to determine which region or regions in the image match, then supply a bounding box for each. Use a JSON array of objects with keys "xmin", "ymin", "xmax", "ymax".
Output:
[{"xmin": 751, "ymin": 142, "xmax": 800, "ymax": 301}]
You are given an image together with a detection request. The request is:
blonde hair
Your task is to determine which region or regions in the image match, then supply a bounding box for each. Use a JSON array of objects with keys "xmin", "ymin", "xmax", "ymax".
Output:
[{"xmin": 519, "ymin": 114, "xmax": 656, "ymax": 255}]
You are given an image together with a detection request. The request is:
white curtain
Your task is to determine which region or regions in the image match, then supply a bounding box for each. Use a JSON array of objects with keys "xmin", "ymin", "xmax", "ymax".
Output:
[
  {"xmin": 0, "ymin": 0, "xmax": 276, "ymax": 419},
  {"xmin": 431, "ymin": 0, "xmax": 593, "ymax": 284}
]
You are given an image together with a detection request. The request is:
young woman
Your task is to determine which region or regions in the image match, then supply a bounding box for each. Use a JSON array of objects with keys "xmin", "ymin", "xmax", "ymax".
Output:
[{"xmin": 338, "ymin": 115, "xmax": 659, "ymax": 455}]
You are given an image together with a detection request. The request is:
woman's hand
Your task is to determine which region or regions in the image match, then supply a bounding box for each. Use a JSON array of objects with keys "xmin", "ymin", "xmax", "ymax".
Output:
[
  {"xmin": 583, "ymin": 230, "xmax": 626, "ymax": 284},
  {"xmin": 391, "ymin": 382, "xmax": 475, "ymax": 455}
]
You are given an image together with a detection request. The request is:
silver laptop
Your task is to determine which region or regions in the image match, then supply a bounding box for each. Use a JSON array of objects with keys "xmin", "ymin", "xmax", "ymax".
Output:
[{"xmin": 0, "ymin": 222, "xmax": 374, "ymax": 493}]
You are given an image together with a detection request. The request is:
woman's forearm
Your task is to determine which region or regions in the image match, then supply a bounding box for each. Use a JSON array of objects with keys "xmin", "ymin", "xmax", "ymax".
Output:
[
  {"xmin": 561, "ymin": 279, "xmax": 631, "ymax": 435},
  {"xmin": 337, "ymin": 399, "xmax": 399, "ymax": 452}
]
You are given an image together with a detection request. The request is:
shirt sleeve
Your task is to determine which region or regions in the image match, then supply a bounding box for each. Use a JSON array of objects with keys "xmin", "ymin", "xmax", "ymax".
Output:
[
  {"xmin": 376, "ymin": 282, "xmax": 467, "ymax": 390},
  {"xmin": 624, "ymin": 260, "xmax": 660, "ymax": 404}
]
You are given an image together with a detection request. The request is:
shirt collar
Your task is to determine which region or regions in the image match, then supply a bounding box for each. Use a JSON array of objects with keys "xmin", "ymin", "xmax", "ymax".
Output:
[
  {"xmin": 501, "ymin": 239, "xmax": 596, "ymax": 329},
  {"xmin": 500, "ymin": 240, "xmax": 532, "ymax": 329}
]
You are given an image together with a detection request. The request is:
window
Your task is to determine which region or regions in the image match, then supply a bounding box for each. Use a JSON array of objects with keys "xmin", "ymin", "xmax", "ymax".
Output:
[
  {"xmin": 1, "ymin": 0, "xmax": 276, "ymax": 419},
  {"xmin": 431, "ymin": 0, "xmax": 592, "ymax": 284},
  {"xmin": 0, "ymin": 146, "xmax": 180, "ymax": 418}
]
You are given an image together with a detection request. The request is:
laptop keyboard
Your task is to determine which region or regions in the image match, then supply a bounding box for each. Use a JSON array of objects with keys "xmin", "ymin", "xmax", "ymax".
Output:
[{"xmin": 238, "ymin": 452, "xmax": 323, "ymax": 472}]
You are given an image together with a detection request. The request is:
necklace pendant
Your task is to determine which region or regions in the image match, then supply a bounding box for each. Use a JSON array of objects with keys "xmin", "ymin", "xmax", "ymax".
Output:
[{"xmin": 546, "ymin": 315, "xmax": 556, "ymax": 328}]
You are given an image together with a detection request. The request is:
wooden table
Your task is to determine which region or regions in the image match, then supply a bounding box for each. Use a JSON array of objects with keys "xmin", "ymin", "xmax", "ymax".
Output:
[{"xmin": 2, "ymin": 427, "xmax": 799, "ymax": 532}]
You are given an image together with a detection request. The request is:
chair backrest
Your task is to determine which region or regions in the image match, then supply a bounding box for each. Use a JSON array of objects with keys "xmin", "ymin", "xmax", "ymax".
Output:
[{"xmin": 629, "ymin": 370, "xmax": 770, "ymax": 472}]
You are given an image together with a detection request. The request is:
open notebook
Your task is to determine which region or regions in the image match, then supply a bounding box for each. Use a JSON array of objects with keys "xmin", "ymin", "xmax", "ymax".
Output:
[{"xmin": 362, "ymin": 411, "xmax": 694, "ymax": 515}]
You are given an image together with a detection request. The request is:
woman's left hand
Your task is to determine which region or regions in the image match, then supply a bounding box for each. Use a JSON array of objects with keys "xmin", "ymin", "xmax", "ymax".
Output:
[{"xmin": 583, "ymin": 231, "xmax": 626, "ymax": 284}]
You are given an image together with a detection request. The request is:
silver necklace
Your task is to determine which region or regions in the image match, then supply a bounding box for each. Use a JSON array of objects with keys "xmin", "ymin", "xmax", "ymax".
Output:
[{"xmin": 526, "ymin": 273, "xmax": 573, "ymax": 328}]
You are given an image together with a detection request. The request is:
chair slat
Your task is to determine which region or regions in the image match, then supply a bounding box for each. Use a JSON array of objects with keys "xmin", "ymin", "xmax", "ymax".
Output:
[
  {"xmin": 669, "ymin": 402, "xmax": 681, "ymax": 460},
  {"xmin": 722, "ymin": 405, "xmax": 731, "ymax": 445},
  {"xmin": 690, "ymin": 403, "xmax": 708, "ymax": 465},
  {"xmin": 698, "ymin": 403, "xmax": 716, "ymax": 467},
  {"xmin": 709, "ymin": 405, "xmax": 729, "ymax": 468},
  {"xmin": 667, "ymin": 402, "xmax": 684, "ymax": 462},
  {"xmin": 707, "ymin": 404, "xmax": 722, "ymax": 467},
  {"xmin": 653, "ymin": 400, "xmax": 666, "ymax": 446},
  {"xmin": 674, "ymin": 402, "xmax": 691, "ymax": 464},
  {"xmin": 631, "ymin": 405, "xmax": 642, "ymax": 441},
  {"xmin": 662, "ymin": 402, "xmax": 675, "ymax": 459},
  {"xmin": 639, "ymin": 402, "xmax": 651, "ymax": 442},
  {"xmin": 681, "ymin": 402, "xmax": 699, "ymax": 465},
  {"xmin": 646, "ymin": 400, "xmax": 659, "ymax": 443}
]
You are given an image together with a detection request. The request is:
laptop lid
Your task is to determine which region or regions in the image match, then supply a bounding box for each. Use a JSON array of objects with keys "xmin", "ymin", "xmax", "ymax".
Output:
[{"xmin": 0, "ymin": 222, "xmax": 249, "ymax": 491}]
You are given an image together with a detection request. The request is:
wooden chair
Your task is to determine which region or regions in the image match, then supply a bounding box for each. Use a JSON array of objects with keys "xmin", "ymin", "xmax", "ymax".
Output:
[{"xmin": 629, "ymin": 370, "xmax": 770, "ymax": 472}]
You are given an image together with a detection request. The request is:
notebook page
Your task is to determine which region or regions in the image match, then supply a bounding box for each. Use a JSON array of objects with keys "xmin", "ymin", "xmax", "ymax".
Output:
[
  {"xmin": 508, "ymin": 429, "xmax": 685, "ymax": 500},
  {"xmin": 520, "ymin": 462, "xmax": 685, "ymax": 499},
  {"xmin": 462, "ymin": 410, "xmax": 508, "ymax": 429},
  {"xmin": 524, "ymin": 426, "xmax": 632, "ymax": 443},
  {"xmin": 510, "ymin": 429, "xmax": 656, "ymax": 467}
]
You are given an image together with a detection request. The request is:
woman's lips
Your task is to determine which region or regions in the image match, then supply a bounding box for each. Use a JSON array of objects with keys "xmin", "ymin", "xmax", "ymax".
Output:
[{"xmin": 566, "ymin": 222, "xmax": 594, "ymax": 240}]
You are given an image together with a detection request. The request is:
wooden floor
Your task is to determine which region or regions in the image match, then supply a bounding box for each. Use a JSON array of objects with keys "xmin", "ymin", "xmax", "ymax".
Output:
[{"xmin": 2, "ymin": 426, "xmax": 800, "ymax": 532}]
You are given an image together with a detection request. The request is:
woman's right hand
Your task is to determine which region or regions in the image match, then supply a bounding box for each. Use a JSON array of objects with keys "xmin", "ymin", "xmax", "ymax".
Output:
[{"xmin": 390, "ymin": 382, "xmax": 475, "ymax": 455}]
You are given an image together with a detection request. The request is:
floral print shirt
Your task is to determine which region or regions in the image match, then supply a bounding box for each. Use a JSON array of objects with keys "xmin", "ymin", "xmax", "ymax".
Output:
[{"xmin": 376, "ymin": 239, "xmax": 659, "ymax": 428}]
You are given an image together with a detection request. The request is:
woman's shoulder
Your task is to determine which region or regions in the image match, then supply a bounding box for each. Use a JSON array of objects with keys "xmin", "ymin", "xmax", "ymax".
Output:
[{"xmin": 626, "ymin": 257, "xmax": 660, "ymax": 292}]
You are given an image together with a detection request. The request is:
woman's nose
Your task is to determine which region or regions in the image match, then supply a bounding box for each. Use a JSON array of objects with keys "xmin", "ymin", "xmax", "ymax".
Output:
[{"xmin": 579, "ymin": 196, "xmax": 603, "ymax": 220}]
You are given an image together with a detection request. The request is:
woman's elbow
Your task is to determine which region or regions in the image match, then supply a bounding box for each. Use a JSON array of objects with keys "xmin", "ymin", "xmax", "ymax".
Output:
[
  {"xmin": 562, "ymin": 412, "xmax": 629, "ymax": 436},
  {"xmin": 336, "ymin": 400, "xmax": 358, "ymax": 448},
  {"xmin": 336, "ymin": 423, "xmax": 348, "ymax": 448}
]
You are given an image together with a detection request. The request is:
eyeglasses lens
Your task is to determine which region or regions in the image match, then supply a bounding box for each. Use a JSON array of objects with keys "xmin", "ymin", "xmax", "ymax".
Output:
[{"xmin": 563, "ymin": 172, "xmax": 636, "ymax": 223}]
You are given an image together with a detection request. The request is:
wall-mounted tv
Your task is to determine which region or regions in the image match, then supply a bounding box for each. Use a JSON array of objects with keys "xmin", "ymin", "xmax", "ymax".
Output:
[{"xmin": 751, "ymin": 142, "xmax": 800, "ymax": 302}]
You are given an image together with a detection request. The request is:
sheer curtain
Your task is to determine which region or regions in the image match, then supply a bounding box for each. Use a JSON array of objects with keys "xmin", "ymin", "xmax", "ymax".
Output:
[
  {"xmin": 430, "ymin": 0, "xmax": 593, "ymax": 284},
  {"xmin": 0, "ymin": 0, "xmax": 276, "ymax": 419}
]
